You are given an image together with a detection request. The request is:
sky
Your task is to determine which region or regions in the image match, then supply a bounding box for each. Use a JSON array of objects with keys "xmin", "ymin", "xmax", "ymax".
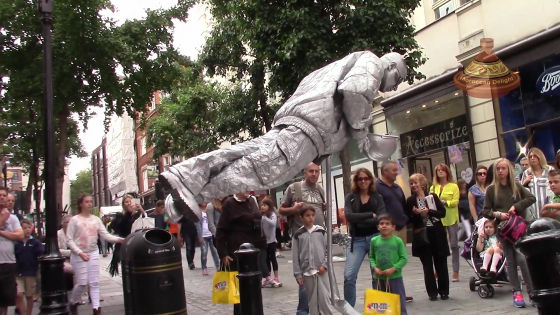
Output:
[{"xmin": 67, "ymin": 1, "xmax": 209, "ymax": 180}]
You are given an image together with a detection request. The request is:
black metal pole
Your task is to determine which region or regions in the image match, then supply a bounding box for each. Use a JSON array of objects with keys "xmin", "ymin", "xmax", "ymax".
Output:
[
  {"xmin": 235, "ymin": 243, "xmax": 264, "ymax": 315},
  {"xmin": 38, "ymin": 0, "xmax": 68, "ymax": 313}
]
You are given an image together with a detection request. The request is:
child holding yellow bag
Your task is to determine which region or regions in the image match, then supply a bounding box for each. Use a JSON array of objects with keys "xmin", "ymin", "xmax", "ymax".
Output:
[{"xmin": 369, "ymin": 214, "xmax": 408, "ymax": 315}]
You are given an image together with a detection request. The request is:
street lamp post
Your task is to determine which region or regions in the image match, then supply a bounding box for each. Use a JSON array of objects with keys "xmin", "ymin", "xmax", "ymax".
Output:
[{"xmin": 38, "ymin": 0, "xmax": 68, "ymax": 314}]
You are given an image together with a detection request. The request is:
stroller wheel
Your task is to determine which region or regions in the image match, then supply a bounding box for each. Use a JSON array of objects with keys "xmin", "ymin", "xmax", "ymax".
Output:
[
  {"xmin": 469, "ymin": 276, "xmax": 476, "ymax": 292},
  {"xmin": 478, "ymin": 284, "xmax": 491, "ymax": 298},
  {"xmin": 487, "ymin": 285, "xmax": 495, "ymax": 298}
]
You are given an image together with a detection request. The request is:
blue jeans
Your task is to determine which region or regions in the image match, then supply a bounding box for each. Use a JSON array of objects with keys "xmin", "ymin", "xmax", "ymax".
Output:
[
  {"xmin": 297, "ymin": 284, "xmax": 309, "ymax": 315},
  {"xmin": 343, "ymin": 234, "xmax": 377, "ymax": 307},
  {"xmin": 373, "ymin": 278, "xmax": 406, "ymax": 315},
  {"xmin": 373, "ymin": 277, "xmax": 407, "ymax": 315},
  {"xmin": 200, "ymin": 236, "xmax": 219, "ymax": 269}
]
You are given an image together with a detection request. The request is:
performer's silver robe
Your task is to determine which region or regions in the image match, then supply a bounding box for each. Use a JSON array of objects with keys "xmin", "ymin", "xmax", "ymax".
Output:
[{"xmin": 161, "ymin": 51, "xmax": 402, "ymax": 221}]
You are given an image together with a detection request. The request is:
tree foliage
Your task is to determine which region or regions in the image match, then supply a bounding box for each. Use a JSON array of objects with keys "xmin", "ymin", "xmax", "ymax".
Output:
[
  {"xmin": 70, "ymin": 169, "xmax": 92, "ymax": 211},
  {"xmin": 148, "ymin": 0, "xmax": 426, "ymax": 160},
  {"xmin": 1, "ymin": 0, "xmax": 193, "ymax": 210}
]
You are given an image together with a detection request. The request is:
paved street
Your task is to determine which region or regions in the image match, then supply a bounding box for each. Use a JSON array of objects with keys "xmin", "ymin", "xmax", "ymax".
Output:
[{"xmin": 26, "ymin": 242, "xmax": 535, "ymax": 315}]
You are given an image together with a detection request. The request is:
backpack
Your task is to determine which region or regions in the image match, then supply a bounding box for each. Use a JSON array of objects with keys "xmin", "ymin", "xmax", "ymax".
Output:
[
  {"xmin": 499, "ymin": 214, "xmax": 528, "ymax": 244},
  {"xmin": 287, "ymin": 182, "xmax": 326, "ymax": 231}
]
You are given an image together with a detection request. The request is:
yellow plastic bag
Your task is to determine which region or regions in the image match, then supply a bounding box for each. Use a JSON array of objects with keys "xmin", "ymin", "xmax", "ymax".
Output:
[
  {"xmin": 212, "ymin": 270, "xmax": 240, "ymax": 304},
  {"xmin": 363, "ymin": 287, "xmax": 401, "ymax": 315}
]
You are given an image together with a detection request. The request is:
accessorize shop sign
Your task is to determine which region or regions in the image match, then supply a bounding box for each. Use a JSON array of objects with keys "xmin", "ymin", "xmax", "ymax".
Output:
[
  {"xmin": 536, "ymin": 65, "xmax": 560, "ymax": 96},
  {"xmin": 400, "ymin": 115, "xmax": 469, "ymax": 156}
]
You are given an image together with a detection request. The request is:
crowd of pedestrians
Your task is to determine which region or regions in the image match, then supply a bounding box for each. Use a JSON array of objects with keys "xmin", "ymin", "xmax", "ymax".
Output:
[{"xmin": 0, "ymin": 146, "xmax": 559, "ymax": 315}]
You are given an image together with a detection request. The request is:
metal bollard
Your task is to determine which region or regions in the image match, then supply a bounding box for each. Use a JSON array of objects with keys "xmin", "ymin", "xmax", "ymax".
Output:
[
  {"xmin": 516, "ymin": 218, "xmax": 560, "ymax": 315},
  {"xmin": 234, "ymin": 243, "xmax": 264, "ymax": 315}
]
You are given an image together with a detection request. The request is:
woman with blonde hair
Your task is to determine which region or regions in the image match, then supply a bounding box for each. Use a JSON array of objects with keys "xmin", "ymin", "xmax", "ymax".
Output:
[
  {"xmin": 482, "ymin": 158, "xmax": 535, "ymax": 308},
  {"xmin": 406, "ymin": 173, "xmax": 449, "ymax": 300},
  {"xmin": 429, "ymin": 163, "xmax": 460, "ymax": 282},
  {"xmin": 521, "ymin": 147, "xmax": 554, "ymax": 222},
  {"xmin": 108, "ymin": 194, "xmax": 145, "ymax": 276}
]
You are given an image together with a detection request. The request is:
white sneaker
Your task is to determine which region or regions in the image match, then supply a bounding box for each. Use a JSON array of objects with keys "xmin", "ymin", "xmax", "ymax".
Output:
[
  {"xmin": 271, "ymin": 278, "xmax": 282, "ymax": 288},
  {"xmin": 261, "ymin": 278, "xmax": 273, "ymax": 288}
]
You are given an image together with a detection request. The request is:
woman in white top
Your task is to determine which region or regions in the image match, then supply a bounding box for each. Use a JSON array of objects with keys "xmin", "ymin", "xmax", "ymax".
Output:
[
  {"xmin": 66, "ymin": 194, "xmax": 124, "ymax": 315},
  {"xmin": 521, "ymin": 147, "xmax": 554, "ymax": 222}
]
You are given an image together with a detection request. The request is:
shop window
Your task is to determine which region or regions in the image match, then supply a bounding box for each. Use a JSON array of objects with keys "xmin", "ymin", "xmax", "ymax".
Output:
[
  {"xmin": 497, "ymin": 53, "xmax": 560, "ymax": 162},
  {"xmin": 501, "ymin": 130, "xmax": 529, "ymax": 163},
  {"xmin": 532, "ymin": 120, "xmax": 560, "ymax": 162}
]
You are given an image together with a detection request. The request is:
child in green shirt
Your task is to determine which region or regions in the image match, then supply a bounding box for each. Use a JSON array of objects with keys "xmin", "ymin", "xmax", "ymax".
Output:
[
  {"xmin": 370, "ymin": 213, "xmax": 408, "ymax": 315},
  {"xmin": 541, "ymin": 169, "xmax": 560, "ymax": 221}
]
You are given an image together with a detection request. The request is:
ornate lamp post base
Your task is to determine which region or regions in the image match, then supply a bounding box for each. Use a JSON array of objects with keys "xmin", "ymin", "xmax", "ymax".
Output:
[{"xmin": 39, "ymin": 256, "xmax": 68, "ymax": 314}]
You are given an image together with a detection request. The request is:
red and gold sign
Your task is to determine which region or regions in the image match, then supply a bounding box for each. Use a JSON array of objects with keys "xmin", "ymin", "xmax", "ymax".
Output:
[{"xmin": 454, "ymin": 38, "xmax": 520, "ymax": 98}]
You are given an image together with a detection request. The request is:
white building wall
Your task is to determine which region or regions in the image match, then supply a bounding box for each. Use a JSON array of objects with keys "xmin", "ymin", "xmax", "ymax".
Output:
[
  {"xmin": 378, "ymin": 0, "xmax": 560, "ymax": 171},
  {"xmin": 105, "ymin": 113, "xmax": 139, "ymax": 205}
]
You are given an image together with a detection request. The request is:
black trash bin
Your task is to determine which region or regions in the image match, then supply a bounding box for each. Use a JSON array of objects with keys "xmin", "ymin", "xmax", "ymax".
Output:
[
  {"xmin": 121, "ymin": 228, "xmax": 186, "ymax": 315},
  {"xmin": 516, "ymin": 218, "xmax": 560, "ymax": 315}
]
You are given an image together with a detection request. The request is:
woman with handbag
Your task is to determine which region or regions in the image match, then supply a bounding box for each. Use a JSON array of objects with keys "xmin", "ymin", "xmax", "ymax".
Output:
[
  {"xmin": 429, "ymin": 163, "xmax": 460, "ymax": 282},
  {"xmin": 108, "ymin": 194, "xmax": 145, "ymax": 276},
  {"xmin": 406, "ymin": 173, "xmax": 449, "ymax": 301},
  {"xmin": 482, "ymin": 158, "xmax": 535, "ymax": 308}
]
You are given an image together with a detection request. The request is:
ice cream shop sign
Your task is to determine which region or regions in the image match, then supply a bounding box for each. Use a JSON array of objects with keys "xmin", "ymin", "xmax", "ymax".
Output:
[
  {"xmin": 536, "ymin": 65, "xmax": 560, "ymax": 96},
  {"xmin": 400, "ymin": 115, "xmax": 470, "ymax": 156}
]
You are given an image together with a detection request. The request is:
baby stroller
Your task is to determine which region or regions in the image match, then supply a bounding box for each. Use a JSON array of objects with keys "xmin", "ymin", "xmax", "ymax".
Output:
[{"xmin": 461, "ymin": 220, "xmax": 509, "ymax": 298}]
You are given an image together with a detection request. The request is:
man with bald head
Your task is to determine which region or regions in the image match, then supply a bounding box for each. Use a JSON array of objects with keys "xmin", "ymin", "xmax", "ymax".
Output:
[
  {"xmin": 7, "ymin": 193, "xmax": 22, "ymax": 221},
  {"xmin": 279, "ymin": 163, "xmax": 327, "ymax": 315},
  {"xmin": 159, "ymin": 51, "xmax": 408, "ymax": 224},
  {"xmin": 280, "ymin": 162, "xmax": 326, "ymax": 236}
]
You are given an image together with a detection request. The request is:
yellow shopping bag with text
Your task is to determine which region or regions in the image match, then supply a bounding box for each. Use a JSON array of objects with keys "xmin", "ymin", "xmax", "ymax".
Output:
[
  {"xmin": 212, "ymin": 270, "xmax": 240, "ymax": 304},
  {"xmin": 363, "ymin": 286, "xmax": 401, "ymax": 315}
]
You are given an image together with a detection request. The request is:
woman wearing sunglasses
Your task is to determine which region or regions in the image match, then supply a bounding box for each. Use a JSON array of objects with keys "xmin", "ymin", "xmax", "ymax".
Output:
[
  {"xmin": 469, "ymin": 166, "xmax": 489, "ymax": 221},
  {"xmin": 342, "ymin": 168, "xmax": 386, "ymax": 307}
]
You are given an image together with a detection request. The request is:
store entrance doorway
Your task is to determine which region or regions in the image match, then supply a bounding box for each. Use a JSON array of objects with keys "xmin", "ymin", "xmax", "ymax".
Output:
[{"xmin": 408, "ymin": 142, "xmax": 473, "ymax": 185}]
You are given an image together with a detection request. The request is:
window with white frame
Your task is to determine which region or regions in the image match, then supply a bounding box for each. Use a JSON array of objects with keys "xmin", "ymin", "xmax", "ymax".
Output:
[
  {"xmin": 140, "ymin": 136, "xmax": 147, "ymax": 156},
  {"xmin": 434, "ymin": 0, "xmax": 454, "ymax": 19},
  {"xmin": 142, "ymin": 168, "xmax": 149, "ymax": 192}
]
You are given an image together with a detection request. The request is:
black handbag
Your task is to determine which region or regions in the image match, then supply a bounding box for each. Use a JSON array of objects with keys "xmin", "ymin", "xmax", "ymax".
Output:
[{"xmin": 414, "ymin": 227, "xmax": 430, "ymax": 247}]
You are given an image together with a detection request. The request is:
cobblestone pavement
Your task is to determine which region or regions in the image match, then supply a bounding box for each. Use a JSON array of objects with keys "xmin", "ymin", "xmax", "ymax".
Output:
[{"xmin": 27, "ymin": 242, "xmax": 535, "ymax": 315}]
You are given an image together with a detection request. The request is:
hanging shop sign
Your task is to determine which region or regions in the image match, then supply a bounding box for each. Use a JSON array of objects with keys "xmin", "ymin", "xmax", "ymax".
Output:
[
  {"xmin": 400, "ymin": 115, "xmax": 469, "ymax": 156},
  {"xmin": 536, "ymin": 65, "xmax": 560, "ymax": 96},
  {"xmin": 454, "ymin": 38, "xmax": 520, "ymax": 98}
]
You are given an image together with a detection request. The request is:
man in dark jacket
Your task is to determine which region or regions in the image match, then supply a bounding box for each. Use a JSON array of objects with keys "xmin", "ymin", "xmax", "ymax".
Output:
[{"xmin": 215, "ymin": 192, "xmax": 267, "ymax": 315}]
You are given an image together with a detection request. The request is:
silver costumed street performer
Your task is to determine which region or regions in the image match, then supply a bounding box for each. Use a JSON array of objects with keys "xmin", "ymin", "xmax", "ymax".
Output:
[{"xmin": 160, "ymin": 51, "xmax": 407, "ymax": 223}]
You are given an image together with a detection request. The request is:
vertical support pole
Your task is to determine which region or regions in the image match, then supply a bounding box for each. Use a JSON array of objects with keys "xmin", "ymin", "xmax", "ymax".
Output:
[{"xmin": 38, "ymin": 0, "xmax": 68, "ymax": 313}]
